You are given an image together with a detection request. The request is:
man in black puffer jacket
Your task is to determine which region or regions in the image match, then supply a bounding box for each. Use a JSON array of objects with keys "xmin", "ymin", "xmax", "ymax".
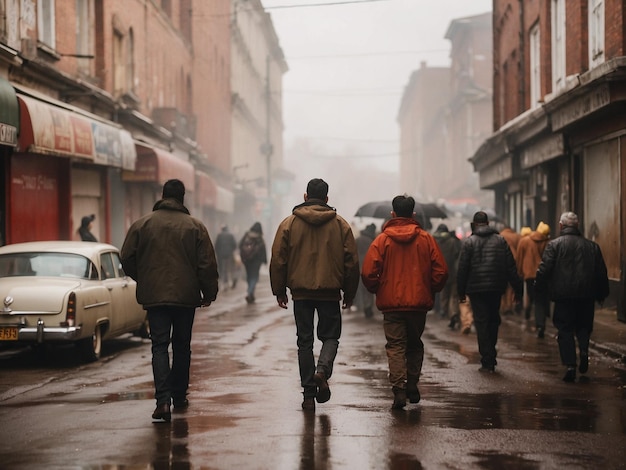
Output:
[
  {"xmin": 457, "ymin": 211, "xmax": 523, "ymax": 373},
  {"xmin": 535, "ymin": 211, "xmax": 609, "ymax": 383}
]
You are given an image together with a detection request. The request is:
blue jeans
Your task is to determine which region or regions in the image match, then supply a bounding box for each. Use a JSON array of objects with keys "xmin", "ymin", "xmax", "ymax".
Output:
[
  {"xmin": 147, "ymin": 306, "xmax": 196, "ymax": 406},
  {"xmin": 293, "ymin": 300, "xmax": 342, "ymax": 398},
  {"xmin": 244, "ymin": 262, "xmax": 261, "ymax": 297}
]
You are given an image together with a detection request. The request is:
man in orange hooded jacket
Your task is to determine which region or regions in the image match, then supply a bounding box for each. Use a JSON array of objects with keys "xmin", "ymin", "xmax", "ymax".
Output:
[{"xmin": 361, "ymin": 195, "xmax": 448, "ymax": 409}]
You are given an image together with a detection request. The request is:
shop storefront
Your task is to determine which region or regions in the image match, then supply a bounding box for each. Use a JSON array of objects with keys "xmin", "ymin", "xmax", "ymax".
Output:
[
  {"xmin": 9, "ymin": 86, "xmax": 136, "ymax": 244},
  {"xmin": 122, "ymin": 144, "xmax": 195, "ymax": 228},
  {"xmin": 471, "ymin": 60, "xmax": 626, "ymax": 319}
]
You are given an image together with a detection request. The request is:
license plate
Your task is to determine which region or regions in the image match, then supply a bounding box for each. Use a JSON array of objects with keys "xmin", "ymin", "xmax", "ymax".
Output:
[{"xmin": 0, "ymin": 326, "xmax": 18, "ymax": 341}]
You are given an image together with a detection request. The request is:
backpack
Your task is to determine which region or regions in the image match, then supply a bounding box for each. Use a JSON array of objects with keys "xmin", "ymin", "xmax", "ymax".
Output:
[{"xmin": 240, "ymin": 235, "xmax": 258, "ymax": 263}]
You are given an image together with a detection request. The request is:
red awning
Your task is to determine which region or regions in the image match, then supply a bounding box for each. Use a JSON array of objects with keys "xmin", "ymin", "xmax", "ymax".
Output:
[
  {"xmin": 122, "ymin": 143, "xmax": 195, "ymax": 191},
  {"xmin": 16, "ymin": 93, "xmax": 136, "ymax": 169},
  {"xmin": 195, "ymin": 171, "xmax": 217, "ymax": 208}
]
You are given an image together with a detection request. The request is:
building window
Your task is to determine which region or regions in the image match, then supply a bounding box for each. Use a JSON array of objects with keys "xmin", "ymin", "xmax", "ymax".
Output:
[
  {"xmin": 37, "ymin": 0, "xmax": 56, "ymax": 48},
  {"xmin": 127, "ymin": 28, "xmax": 135, "ymax": 92},
  {"xmin": 589, "ymin": 0, "xmax": 605, "ymax": 68},
  {"xmin": 529, "ymin": 23, "xmax": 541, "ymax": 108},
  {"xmin": 551, "ymin": 0, "xmax": 566, "ymax": 92},
  {"xmin": 113, "ymin": 29, "xmax": 125, "ymax": 96},
  {"xmin": 76, "ymin": 0, "xmax": 94, "ymax": 75}
]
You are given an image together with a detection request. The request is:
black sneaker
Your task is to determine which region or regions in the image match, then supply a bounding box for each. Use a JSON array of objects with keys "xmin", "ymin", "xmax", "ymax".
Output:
[
  {"xmin": 313, "ymin": 371, "xmax": 331, "ymax": 403},
  {"xmin": 579, "ymin": 353, "xmax": 589, "ymax": 374},
  {"xmin": 563, "ymin": 367, "xmax": 576, "ymax": 382},
  {"xmin": 478, "ymin": 365, "xmax": 495, "ymax": 373},
  {"xmin": 537, "ymin": 328, "xmax": 545, "ymax": 338}
]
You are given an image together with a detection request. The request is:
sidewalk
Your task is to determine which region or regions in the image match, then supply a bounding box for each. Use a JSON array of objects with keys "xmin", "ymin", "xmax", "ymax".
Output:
[
  {"xmin": 504, "ymin": 306, "xmax": 626, "ymax": 364},
  {"xmin": 589, "ymin": 307, "xmax": 626, "ymax": 363}
]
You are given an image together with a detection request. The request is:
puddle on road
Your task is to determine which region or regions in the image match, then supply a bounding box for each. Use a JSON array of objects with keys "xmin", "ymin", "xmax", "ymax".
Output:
[{"xmin": 406, "ymin": 386, "xmax": 626, "ymax": 434}]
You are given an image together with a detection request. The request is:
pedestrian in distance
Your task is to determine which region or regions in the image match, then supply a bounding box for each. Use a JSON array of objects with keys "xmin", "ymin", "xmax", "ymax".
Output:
[
  {"xmin": 534, "ymin": 211, "xmax": 609, "ymax": 383},
  {"xmin": 457, "ymin": 211, "xmax": 523, "ymax": 373},
  {"xmin": 215, "ymin": 225, "xmax": 238, "ymax": 290},
  {"xmin": 516, "ymin": 221, "xmax": 551, "ymax": 338},
  {"xmin": 270, "ymin": 178, "xmax": 360, "ymax": 412},
  {"xmin": 354, "ymin": 223, "xmax": 377, "ymax": 318},
  {"xmin": 361, "ymin": 195, "xmax": 448, "ymax": 410},
  {"xmin": 239, "ymin": 222, "xmax": 267, "ymax": 304},
  {"xmin": 78, "ymin": 214, "xmax": 98, "ymax": 242},
  {"xmin": 120, "ymin": 179, "xmax": 219, "ymax": 422},
  {"xmin": 432, "ymin": 223, "xmax": 461, "ymax": 325},
  {"xmin": 499, "ymin": 223, "xmax": 522, "ymax": 316}
]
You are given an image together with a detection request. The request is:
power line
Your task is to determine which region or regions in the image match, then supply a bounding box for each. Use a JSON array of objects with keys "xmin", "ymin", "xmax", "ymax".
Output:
[
  {"xmin": 265, "ymin": 0, "xmax": 392, "ymax": 10},
  {"xmin": 286, "ymin": 49, "xmax": 448, "ymax": 60}
]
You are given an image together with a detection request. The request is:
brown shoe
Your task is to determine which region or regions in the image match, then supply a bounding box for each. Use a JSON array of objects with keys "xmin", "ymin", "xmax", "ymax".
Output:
[
  {"xmin": 313, "ymin": 371, "xmax": 331, "ymax": 403},
  {"xmin": 301, "ymin": 397, "xmax": 315, "ymax": 411},
  {"xmin": 152, "ymin": 403, "xmax": 171, "ymax": 422}
]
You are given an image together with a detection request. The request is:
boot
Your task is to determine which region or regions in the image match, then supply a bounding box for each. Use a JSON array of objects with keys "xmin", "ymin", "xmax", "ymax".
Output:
[{"xmin": 391, "ymin": 388, "xmax": 406, "ymax": 410}]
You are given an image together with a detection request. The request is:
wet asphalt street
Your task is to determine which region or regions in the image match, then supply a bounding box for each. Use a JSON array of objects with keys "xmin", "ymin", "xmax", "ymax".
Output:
[{"xmin": 0, "ymin": 273, "xmax": 625, "ymax": 469}]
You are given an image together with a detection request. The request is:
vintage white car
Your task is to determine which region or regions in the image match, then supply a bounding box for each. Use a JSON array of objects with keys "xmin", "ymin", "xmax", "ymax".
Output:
[{"xmin": 0, "ymin": 241, "xmax": 148, "ymax": 361}]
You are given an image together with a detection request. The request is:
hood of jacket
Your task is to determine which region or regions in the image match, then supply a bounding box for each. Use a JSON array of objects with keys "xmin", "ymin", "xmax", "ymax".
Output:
[
  {"xmin": 382, "ymin": 217, "xmax": 421, "ymax": 244},
  {"xmin": 292, "ymin": 200, "xmax": 337, "ymax": 226},
  {"xmin": 529, "ymin": 230, "xmax": 549, "ymax": 242}
]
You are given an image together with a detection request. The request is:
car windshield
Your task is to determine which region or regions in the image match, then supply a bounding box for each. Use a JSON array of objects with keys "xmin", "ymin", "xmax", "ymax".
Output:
[{"xmin": 0, "ymin": 252, "xmax": 94, "ymax": 279}]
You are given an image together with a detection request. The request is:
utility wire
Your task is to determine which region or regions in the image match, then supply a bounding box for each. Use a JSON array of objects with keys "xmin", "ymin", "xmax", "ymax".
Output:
[{"xmin": 265, "ymin": 0, "xmax": 392, "ymax": 10}]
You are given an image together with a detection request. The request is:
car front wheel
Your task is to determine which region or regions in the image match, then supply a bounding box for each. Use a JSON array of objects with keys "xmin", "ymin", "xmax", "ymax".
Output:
[{"xmin": 77, "ymin": 325, "xmax": 102, "ymax": 362}]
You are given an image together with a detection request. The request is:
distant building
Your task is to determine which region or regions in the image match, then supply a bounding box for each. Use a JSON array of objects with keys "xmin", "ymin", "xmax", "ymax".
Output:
[
  {"xmin": 397, "ymin": 12, "xmax": 493, "ymax": 211},
  {"xmin": 230, "ymin": 0, "xmax": 289, "ymax": 235}
]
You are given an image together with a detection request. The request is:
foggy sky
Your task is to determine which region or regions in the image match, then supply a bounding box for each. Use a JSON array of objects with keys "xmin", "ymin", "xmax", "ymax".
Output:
[{"xmin": 263, "ymin": 0, "xmax": 492, "ymax": 225}]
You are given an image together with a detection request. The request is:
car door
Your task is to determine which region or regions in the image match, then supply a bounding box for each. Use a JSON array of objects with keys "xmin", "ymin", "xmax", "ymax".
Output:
[{"xmin": 100, "ymin": 251, "xmax": 133, "ymax": 335}]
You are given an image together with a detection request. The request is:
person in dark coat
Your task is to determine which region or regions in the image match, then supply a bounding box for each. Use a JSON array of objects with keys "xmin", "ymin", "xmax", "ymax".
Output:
[
  {"xmin": 534, "ymin": 211, "xmax": 609, "ymax": 383},
  {"xmin": 78, "ymin": 214, "xmax": 98, "ymax": 242},
  {"xmin": 457, "ymin": 211, "xmax": 523, "ymax": 372},
  {"xmin": 239, "ymin": 222, "xmax": 267, "ymax": 304},
  {"xmin": 433, "ymin": 223, "xmax": 461, "ymax": 325},
  {"xmin": 121, "ymin": 179, "xmax": 219, "ymax": 422},
  {"xmin": 214, "ymin": 225, "xmax": 237, "ymax": 289},
  {"xmin": 354, "ymin": 223, "xmax": 376, "ymax": 317}
]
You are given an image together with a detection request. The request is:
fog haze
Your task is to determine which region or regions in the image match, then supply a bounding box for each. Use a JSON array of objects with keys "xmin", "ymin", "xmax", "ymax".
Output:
[{"xmin": 264, "ymin": 0, "xmax": 493, "ymax": 226}]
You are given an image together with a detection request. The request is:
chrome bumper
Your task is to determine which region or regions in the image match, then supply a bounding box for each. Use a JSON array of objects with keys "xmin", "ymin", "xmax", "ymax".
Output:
[{"xmin": 17, "ymin": 321, "xmax": 83, "ymax": 342}]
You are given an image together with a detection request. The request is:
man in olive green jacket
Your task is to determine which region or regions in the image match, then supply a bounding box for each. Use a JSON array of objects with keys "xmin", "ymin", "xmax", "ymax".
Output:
[
  {"xmin": 270, "ymin": 178, "xmax": 359, "ymax": 411},
  {"xmin": 121, "ymin": 179, "xmax": 218, "ymax": 422}
]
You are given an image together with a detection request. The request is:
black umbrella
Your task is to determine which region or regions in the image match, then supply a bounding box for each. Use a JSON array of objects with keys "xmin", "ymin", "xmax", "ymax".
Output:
[{"xmin": 354, "ymin": 200, "xmax": 447, "ymax": 219}]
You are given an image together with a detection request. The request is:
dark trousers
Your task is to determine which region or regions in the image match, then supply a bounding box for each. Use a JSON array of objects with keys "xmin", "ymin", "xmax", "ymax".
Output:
[
  {"xmin": 293, "ymin": 300, "xmax": 342, "ymax": 398},
  {"xmin": 552, "ymin": 299, "xmax": 595, "ymax": 367},
  {"xmin": 383, "ymin": 311, "xmax": 427, "ymax": 390},
  {"xmin": 468, "ymin": 292, "xmax": 502, "ymax": 368},
  {"xmin": 526, "ymin": 279, "xmax": 551, "ymax": 330},
  {"xmin": 148, "ymin": 306, "xmax": 196, "ymax": 406},
  {"xmin": 244, "ymin": 262, "xmax": 261, "ymax": 298},
  {"xmin": 217, "ymin": 255, "xmax": 234, "ymax": 284}
]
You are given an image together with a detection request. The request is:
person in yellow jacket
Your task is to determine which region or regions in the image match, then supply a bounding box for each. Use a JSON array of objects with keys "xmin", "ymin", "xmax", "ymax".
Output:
[{"xmin": 516, "ymin": 221, "xmax": 551, "ymax": 337}]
